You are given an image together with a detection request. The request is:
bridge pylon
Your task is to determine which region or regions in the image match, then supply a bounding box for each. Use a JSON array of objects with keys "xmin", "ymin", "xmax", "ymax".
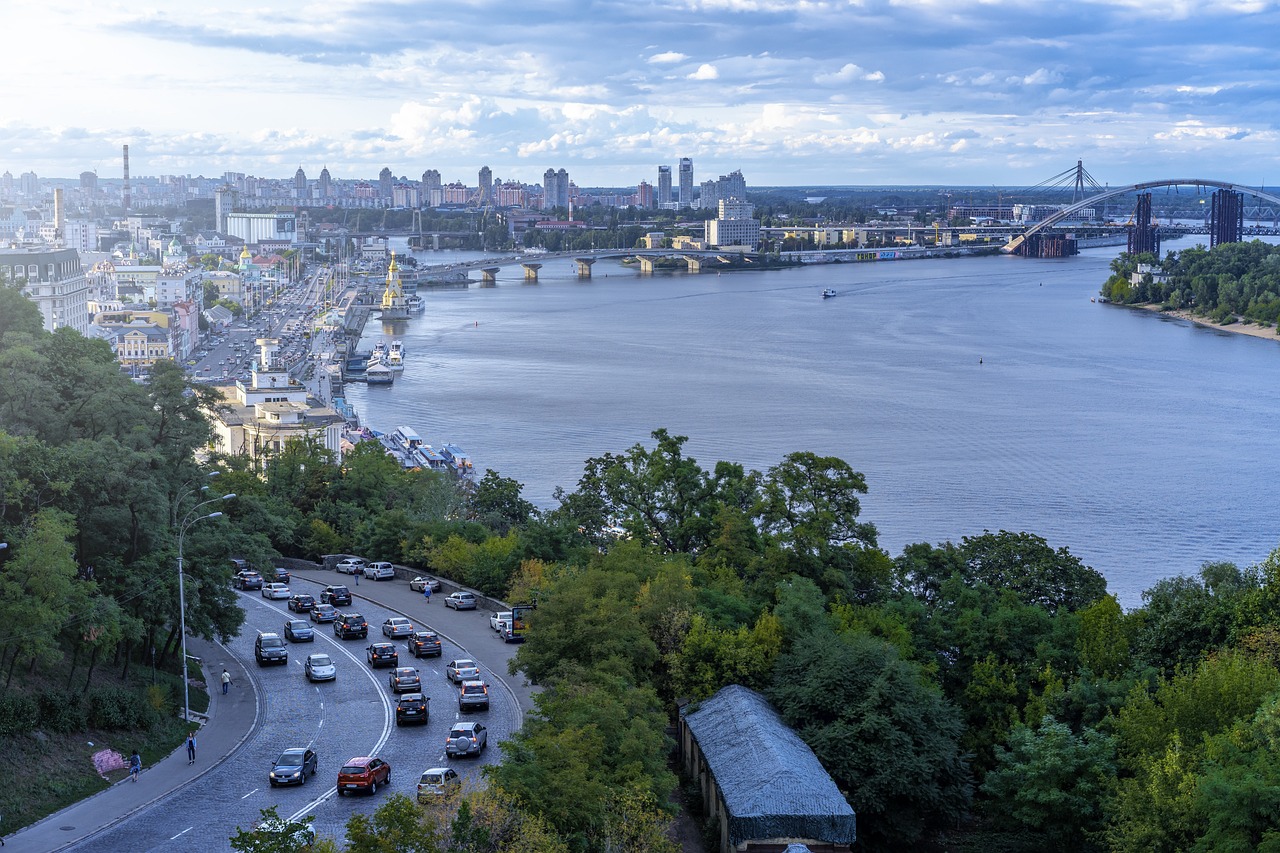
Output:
[
  {"xmin": 636, "ymin": 255, "xmax": 657, "ymax": 274},
  {"xmin": 521, "ymin": 263, "xmax": 542, "ymax": 282},
  {"xmin": 480, "ymin": 267, "xmax": 500, "ymax": 283},
  {"xmin": 574, "ymin": 258, "xmax": 596, "ymax": 277},
  {"xmin": 682, "ymin": 256, "xmax": 703, "ymax": 274}
]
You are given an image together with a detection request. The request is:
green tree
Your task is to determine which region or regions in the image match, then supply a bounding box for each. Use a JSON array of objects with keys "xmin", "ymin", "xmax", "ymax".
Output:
[
  {"xmin": 958, "ymin": 530, "xmax": 1106, "ymax": 614},
  {"xmin": 468, "ymin": 470, "xmax": 536, "ymax": 533},
  {"xmin": 229, "ymin": 806, "xmax": 321, "ymax": 853},
  {"xmin": 344, "ymin": 793, "xmax": 443, "ymax": 853}
]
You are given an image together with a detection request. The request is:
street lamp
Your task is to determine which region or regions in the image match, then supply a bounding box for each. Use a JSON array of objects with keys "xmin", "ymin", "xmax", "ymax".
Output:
[{"xmin": 177, "ymin": 491, "xmax": 234, "ymax": 723}]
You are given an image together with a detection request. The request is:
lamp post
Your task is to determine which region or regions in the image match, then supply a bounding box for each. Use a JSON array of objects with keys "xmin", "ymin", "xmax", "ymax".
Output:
[{"xmin": 177, "ymin": 491, "xmax": 234, "ymax": 723}]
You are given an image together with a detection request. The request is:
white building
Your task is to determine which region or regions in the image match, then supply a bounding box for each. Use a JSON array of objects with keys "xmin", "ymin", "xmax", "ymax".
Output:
[
  {"xmin": 705, "ymin": 200, "xmax": 760, "ymax": 250},
  {"xmin": 0, "ymin": 246, "xmax": 92, "ymax": 335},
  {"xmin": 226, "ymin": 211, "xmax": 298, "ymax": 247}
]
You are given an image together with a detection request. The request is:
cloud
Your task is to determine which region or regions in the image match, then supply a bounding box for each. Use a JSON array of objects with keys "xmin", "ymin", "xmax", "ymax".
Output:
[
  {"xmin": 649, "ymin": 51, "xmax": 688, "ymax": 64},
  {"xmin": 688, "ymin": 64, "xmax": 720, "ymax": 80},
  {"xmin": 814, "ymin": 63, "xmax": 885, "ymax": 84}
]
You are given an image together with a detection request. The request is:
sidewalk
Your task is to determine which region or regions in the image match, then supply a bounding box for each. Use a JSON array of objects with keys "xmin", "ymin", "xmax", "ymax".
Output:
[{"xmin": 10, "ymin": 636, "xmax": 258, "ymax": 852}]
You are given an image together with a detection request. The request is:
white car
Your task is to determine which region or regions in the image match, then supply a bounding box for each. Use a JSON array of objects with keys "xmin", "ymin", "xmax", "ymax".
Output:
[
  {"xmin": 382, "ymin": 617, "xmax": 414, "ymax": 638},
  {"xmin": 335, "ymin": 558, "xmax": 366, "ymax": 574},
  {"xmin": 363, "ymin": 561, "xmax": 396, "ymax": 580},
  {"xmin": 409, "ymin": 575, "xmax": 442, "ymax": 592},
  {"xmin": 490, "ymin": 611, "xmax": 512, "ymax": 633},
  {"xmin": 444, "ymin": 592, "xmax": 477, "ymax": 611},
  {"xmin": 261, "ymin": 582, "xmax": 291, "ymax": 599}
]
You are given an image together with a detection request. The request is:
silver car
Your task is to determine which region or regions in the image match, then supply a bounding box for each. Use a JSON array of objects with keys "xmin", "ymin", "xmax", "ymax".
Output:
[
  {"xmin": 444, "ymin": 592, "xmax": 477, "ymax": 610},
  {"xmin": 304, "ymin": 653, "xmax": 336, "ymax": 682},
  {"xmin": 445, "ymin": 659, "xmax": 480, "ymax": 683},
  {"xmin": 445, "ymin": 722, "xmax": 487, "ymax": 757},
  {"xmin": 382, "ymin": 617, "xmax": 414, "ymax": 638}
]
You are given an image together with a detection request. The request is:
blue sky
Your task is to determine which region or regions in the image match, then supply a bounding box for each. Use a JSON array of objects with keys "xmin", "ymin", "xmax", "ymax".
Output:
[{"xmin": 4, "ymin": 0, "xmax": 1279, "ymax": 188}]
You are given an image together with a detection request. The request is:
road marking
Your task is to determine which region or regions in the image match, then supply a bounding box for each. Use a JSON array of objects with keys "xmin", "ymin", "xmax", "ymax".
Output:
[
  {"xmin": 170, "ymin": 827, "xmax": 193, "ymax": 840},
  {"xmin": 241, "ymin": 788, "xmax": 259, "ymax": 799}
]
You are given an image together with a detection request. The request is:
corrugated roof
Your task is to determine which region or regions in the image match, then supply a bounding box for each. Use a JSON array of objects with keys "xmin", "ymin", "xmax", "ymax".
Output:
[{"xmin": 682, "ymin": 685, "xmax": 856, "ymax": 846}]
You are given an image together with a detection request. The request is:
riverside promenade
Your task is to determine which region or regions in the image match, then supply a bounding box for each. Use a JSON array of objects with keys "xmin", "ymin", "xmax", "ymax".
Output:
[{"xmin": 10, "ymin": 563, "xmax": 532, "ymax": 851}]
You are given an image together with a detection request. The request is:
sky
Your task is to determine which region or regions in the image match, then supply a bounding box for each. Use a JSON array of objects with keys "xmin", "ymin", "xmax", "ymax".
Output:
[{"xmin": 4, "ymin": 0, "xmax": 1280, "ymax": 189}]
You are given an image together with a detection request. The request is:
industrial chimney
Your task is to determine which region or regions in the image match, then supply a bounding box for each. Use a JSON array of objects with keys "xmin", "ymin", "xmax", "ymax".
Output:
[{"xmin": 122, "ymin": 144, "xmax": 131, "ymax": 216}]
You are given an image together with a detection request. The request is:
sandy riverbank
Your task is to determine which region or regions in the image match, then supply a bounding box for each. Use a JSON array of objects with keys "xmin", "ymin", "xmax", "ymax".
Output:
[{"xmin": 1128, "ymin": 303, "xmax": 1280, "ymax": 343}]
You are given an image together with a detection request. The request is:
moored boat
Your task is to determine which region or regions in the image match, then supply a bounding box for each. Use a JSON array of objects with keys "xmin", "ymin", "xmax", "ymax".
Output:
[
  {"xmin": 388, "ymin": 341, "xmax": 405, "ymax": 369},
  {"xmin": 365, "ymin": 356, "xmax": 394, "ymax": 385}
]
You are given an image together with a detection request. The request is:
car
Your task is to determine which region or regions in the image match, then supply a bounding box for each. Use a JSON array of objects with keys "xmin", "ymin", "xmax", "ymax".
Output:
[
  {"xmin": 445, "ymin": 722, "xmax": 487, "ymax": 757},
  {"xmin": 458, "ymin": 679, "xmax": 489, "ymax": 711},
  {"xmin": 337, "ymin": 756, "xmax": 391, "ymax": 795},
  {"xmin": 335, "ymin": 557, "xmax": 367, "ymax": 574},
  {"xmin": 272, "ymin": 567, "xmax": 291, "ymax": 584},
  {"xmin": 445, "ymin": 658, "xmax": 480, "ymax": 683},
  {"xmin": 366, "ymin": 642, "xmax": 398, "ymax": 667},
  {"xmin": 417, "ymin": 766, "xmax": 460, "ymax": 802},
  {"xmin": 309, "ymin": 602, "xmax": 338, "ymax": 623},
  {"xmin": 490, "ymin": 611, "xmax": 512, "ymax": 633},
  {"xmin": 444, "ymin": 592, "xmax": 477, "ymax": 610},
  {"xmin": 320, "ymin": 585, "xmax": 352, "ymax": 606},
  {"xmin": 409, "ymin": 575, "xmax": 442, "ymax": 592},
  {"xmin": 396, "ymin": 693, "xmax": 430, "ymax": 726},
  {"xmin": 363, "ymin": 561, "xmax": 396, "ymax": 581},
  {"xmin": 234, "ymin": 570, "xmax": 264, "ymax": 591},
  {"xmin": 261, "ymin": 582, "xmax": 291, "ymax": 600},
  {"xmin": 334, "ymin": 611, "xmax": 368, "ymax": 640},
  {"xmin": 288, "ymin": 593, "xmax": 315, "ymax": 613},
  {"xmin": 284, "ymin": 619, "xmax": 314, "ymax": 642},
  {"xmin": 389, "ymin": 666, "xmax": 421, "ymax": 694},
  {"xmin": 255, "ymin": 632, "xmax": 288, "ymax": 666},
  {"xmin": 407, "ymin": 630, "xmax": 442, "ymax": 658},
  {"xmin": 382, "ymin": 617, "xmax": 414, "ymax": 638},
  {"xmin": 305, "ymin": 652, "xmax": 336, "ymax": 681},
  {"xmin": 269, "ymin": 747, "xmax": 318, "ymax": 787}
]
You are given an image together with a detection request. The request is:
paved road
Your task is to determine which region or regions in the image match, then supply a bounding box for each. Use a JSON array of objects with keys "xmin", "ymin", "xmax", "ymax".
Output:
[{"xmin": 12, "ymin": 565, "xmax": 532, "ymax": 852}]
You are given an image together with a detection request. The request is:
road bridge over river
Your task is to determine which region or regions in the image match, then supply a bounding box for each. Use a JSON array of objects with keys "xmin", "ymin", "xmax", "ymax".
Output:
[{"xmin": 417, "ymin": 247, "xmax": 765, "ymax": 281}]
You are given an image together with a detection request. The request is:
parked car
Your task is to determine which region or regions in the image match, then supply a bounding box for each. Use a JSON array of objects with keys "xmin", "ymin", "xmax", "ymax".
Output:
[
  {"xmin": 335, "ymin": 558, "xmax": 367, "ymax": 574},
  {"xmin": 272, "ymin": 567, "xmax": 291, "ymax": 584},
  {"xmin": 336, "ymin": 756, "xmax": 391, "ymax": 795},
  {"xmin": 321, "ymin": 585, "xmax": 352, "ymax": 606},
  {"xmin": 234, "ymin": 571, "xmax": 264, "ymax": 591},
  {"xmin": 382, "ymin": 617, "xmax": 414, "ymax": 638},
  {"xmin": 445, "ymin": 722, "xmax": 487, "ymax": 757},
  {"xmin": 389, "ymin": 666, "xmax": 421, "ymax": 694},
  {"xmin": 490, "ymin": 611, "xmax": 512, "ymax": 633},
  {"xmin": 417, "ymin": 766, "xmax": 459, "ymax": 801},
  {"xmin": 407, "ymin": 630, "xmax": 442, "ymax": 658},
  {"xmin": 366, "ymin": 642, "xmax": 398, "ymax": 667},
  {"xmin": 458, "ymin": 680, "xmax": 489, "ymax": 711},
  {"xmin": 334, "ymin": 611, "xmax": 368, "ymax": 639},
  {"xmin": 363, "ymin": 561, "xmax": 396, "ymax": 581},
  {"xmin": 255, "ymin": 632, "xmax": 288, "ymax": 666},
  {"xmin": 309, "ymin": 602, "xmax": 338, "ymax": 623},
  {"xmin": 288, "ymin": 593, "xmax": 316, "ymax": 613},
  {"xmin": 269, "ymin": 747, "xmax": 318, "ymax": 787},
  {"xmin": 409, "ymin": 575, "xmax": 441, "ymax": 592},
  {"xmin": 305, "ymin": 652, "xmax": 336, "ymax": 682},
  {"xmin": 444, "ymin": 592, "xmax": 477, "ymax": 610},
  {"xmin": 388, "ymin": 688, "xmax": 429, "ymax": 724},
  {"xmin": 284, "ymin": 619, "xmax": 314, "ymax": 642},
  {"xmin": 261, "ymin": 582, "xmax": 291, "ymax": 600},
  {"xmin": 445, "ymin": 659, "xmax": 480, "ymax": 683}
]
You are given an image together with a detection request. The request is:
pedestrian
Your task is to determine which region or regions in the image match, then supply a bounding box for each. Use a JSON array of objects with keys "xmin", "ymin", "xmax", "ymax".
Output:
[
  {"xmin": 354, "ymin": 568, "xmax": 359, "ymax": 585},
  {"xmin": 186, "ymin": 733, "xmax": 197, "ymax": 764},
  {"xmin": 222, "ymin": 669, "xmax": 232, "ymax": 695},
  {"xmin": 130, "ymin": 749, "xmax": 142, "ymax": 782},
  {"xmin": 424, "ymin": 585, "xmax": 431, "ymax": 604}
]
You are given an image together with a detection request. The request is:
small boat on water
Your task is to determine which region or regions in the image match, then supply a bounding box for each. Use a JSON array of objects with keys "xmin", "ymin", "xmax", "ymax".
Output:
[
  {"xmin": 388, "ymin": 341, "xmax": 405, "ymax": 369},
  {"xmin": 405, "ymin": 295, "xmax": 425, "ymax": 313},
  {"xmin": 822, "ymin": 289, "xmax": 837, "ymax": 299}
]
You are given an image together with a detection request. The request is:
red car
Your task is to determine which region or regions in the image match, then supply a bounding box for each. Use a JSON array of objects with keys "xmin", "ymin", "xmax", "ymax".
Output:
[{"xmin": 337, "ymin": 756, "xmax": 391, "ymax": 795}]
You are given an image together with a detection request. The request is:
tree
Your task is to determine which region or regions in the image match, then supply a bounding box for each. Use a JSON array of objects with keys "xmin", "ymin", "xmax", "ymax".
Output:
[
  {"xmin": 958, "ymin": 530, "xmax": 1107, "ymax": 614},
  {"xmin": 344, "ymin": 793, "xmax": 444, "ymax": 853},
  {"xmin": 229, "ymin": 806, "xmax": 322, "ymax": 853},
  {"xmin": 468, "ymin": 470, "xmax": 536, "ymax": 533}
]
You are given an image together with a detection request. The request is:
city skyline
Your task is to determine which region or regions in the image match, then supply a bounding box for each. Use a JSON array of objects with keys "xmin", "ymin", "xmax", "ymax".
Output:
[{"xmin": 5, "ymin": 1, "xmax": 1279, "ymax": 188}]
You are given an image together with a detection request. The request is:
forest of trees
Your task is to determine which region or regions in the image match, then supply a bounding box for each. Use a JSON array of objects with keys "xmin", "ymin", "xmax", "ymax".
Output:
[{"xmin": 7, "ymin": 274, "xmax": 1280, "ymax": 851}]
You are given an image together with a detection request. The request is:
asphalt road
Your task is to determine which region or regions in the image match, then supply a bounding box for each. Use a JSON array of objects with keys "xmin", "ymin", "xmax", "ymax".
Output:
[{"xmin": 62, "ymin": 570, "xmax": 527, "ymax": 852}]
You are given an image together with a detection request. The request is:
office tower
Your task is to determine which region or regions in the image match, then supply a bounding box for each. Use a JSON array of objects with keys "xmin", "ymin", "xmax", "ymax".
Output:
[
  {"xmin": 293, "ymin": 166, "xmax": 307, "ymax": 199},
  {"xmin": 543, "ymin": 169, "xmax": 557, "ymax": 209},
  {"xmin": 658, "ymin": 166, "xmax": 672, "ymax": 206},
  {"xmin": 478, "ymin": 166, "xmax": 493, "ymax": 205},
  {"xmin": 379, "ymin": 167, "xmax": 394, "ymax": 202},
  {"xmin": 422, "ymin": 169, "xmax": 442, "ymax": 206},
  {"xmin": 318, "ymin": 166, "xmax": 331, "ymax": 199},
  {"xmin": 678, "ymin": 158, "xmax": 694, "ymax": 208}
]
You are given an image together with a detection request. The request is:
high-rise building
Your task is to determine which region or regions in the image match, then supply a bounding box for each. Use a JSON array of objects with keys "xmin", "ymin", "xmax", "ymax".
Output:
[
  {"xmin": 541, "ymin": 168, "xmax": 570, "ymax": 210},
  {"xmin": 215, "ymin": 185, "xmax": 234, "ymax": 233},
  {"xmin": 678, "ymin": 158, "xmax": 693, "ymax": 208},
  {"xmin": 379, "ymin": 167, "xmax": 394, "ymax": 202},
  {"xmin": 79, "ymin": 171, "xmax": 98, "ymax": 194},
  {"xmin": 422, "ymin": 169, "xmax": 442, "ymax": 207},
  {"xmin": 658, "ymin": 166, "xmax": 672, "ymax": 206},
  {"xmin": 293, "ymin": 166, "xmax": 307, "ymax": 199},
  {"xmin": 20, "ymin": 171, "xmax": 39, "ymax": 198},
  {"xmin": 478, "ymin": 166, "xmax": 493, "ymax": 206},
  {"xmin": 706, "ymin": 199, "xmax": 759, "ymax": 249},
  {"xmin": 701, "ymin": 169, "xmax": 747, "ymax": 210},
  {"xmin": 636, "ymin": 181, "xmax": 654, "ymax": 209},
  {"xmin": 318, "ymin": 166, "xmax": 332, "ymax": 199}
]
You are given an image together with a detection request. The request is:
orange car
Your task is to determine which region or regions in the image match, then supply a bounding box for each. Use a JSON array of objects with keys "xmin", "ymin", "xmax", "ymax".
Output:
[{"xmin": 337, "ymin": 756, "xmax": 391, "ymax": 795}]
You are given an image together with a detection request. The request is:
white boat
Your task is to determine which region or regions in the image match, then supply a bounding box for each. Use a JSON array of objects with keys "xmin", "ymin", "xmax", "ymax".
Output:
[
  {"xmin": 388, "ymin": 341, "xmax": 404, "ymax": 369},
  {"xmin": 822, "ymin": 289, "xmax": 837, "ymax": 299},
  {"xmin": 405, "ymin": 295, "xmax": 425, "ymax": 313},
  {"xmin": 365, "ymin": 355, "xmax": 394, "ymax": 385}
]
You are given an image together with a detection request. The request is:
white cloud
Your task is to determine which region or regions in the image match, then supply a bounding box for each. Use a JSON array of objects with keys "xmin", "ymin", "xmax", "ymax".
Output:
[
  {"xmin": 814, "ymin": 63, "xmax": 885, "ymax": 84},
  {"xmin": 649, "ymin": 51, "xmax": 688, "ymax": 64},
  {"xmin": 689, "ymin": 64, "xmax": 720, "ymax": 80}
]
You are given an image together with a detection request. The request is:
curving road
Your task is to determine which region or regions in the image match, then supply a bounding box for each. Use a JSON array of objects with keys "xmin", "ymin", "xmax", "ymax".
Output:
[{"xmin": 65, "ymin": 574, "xmax": 523, "ymax": 852}]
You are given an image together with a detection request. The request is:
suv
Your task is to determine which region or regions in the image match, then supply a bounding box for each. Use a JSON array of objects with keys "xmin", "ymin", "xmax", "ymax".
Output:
[
  {"xmin": 336, "ymin": 756, "xmax": 391, "ymax": 796},
  {"xmin": 335, "ymin": 558, "xmax": 367, "ymax": 575},
  {"xmin": 445, "ymin": 722, "xmax": 487, "ymax": 757},
  {"xmin": 363, "ymin": 561, "xmax": 396, "ymax": 581},
  {"xmin": 335, "ymin": 612, "xmax": 368, "ymax": 639},
  {"xmin": 320, "ymin": 585, "xmax": 352, "ymax": 606},
  {"xmin": 366, "ymin": 642, "xmax": 398, "ymax": 667},
  {"xmin": 416, "ymin": 767, "xmax": 459, "ymax": 802},
  {"xmin": 407, "ymin": 630, "xmax": 442, "ymax": 658},
  {"xmin": 443, "ymin": 592, "xmax": 477, "ymax": 610},
  {"xmin": 255, "ymin": 632, "xmax": 288, "ymax": 666},
  {"xmin": 235, "ymin": 571, "xmax": 264, "ymax": 591},
  {"xmin": 458, "ymin": 680, "xmax": 489, "ymax": 711},
  {"xmin": 396, "ymin": 693, "xmax": 430, "ymax": 726},
  {"xmin": 288, "ymin": 593, "xmax": 315, "ymax": 613}
]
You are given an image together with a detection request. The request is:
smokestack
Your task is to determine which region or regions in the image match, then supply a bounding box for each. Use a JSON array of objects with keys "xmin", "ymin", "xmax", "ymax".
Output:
[
  {"xmin": 122, "ymin": 144, "xmax": 130, "ymax": 215},
  {"xmin": 53, "ymin": 188, "xmax": 65, "ymax": 240}
]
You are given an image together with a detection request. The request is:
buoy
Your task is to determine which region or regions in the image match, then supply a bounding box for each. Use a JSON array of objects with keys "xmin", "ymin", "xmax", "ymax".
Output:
[{"xmin": 979, "ymin": 358, "xmax": 983, "ymax": 364}]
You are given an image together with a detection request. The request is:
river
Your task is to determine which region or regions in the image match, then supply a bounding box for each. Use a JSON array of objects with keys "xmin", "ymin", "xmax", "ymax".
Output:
[{"xmin": 342, "ymin": 238, "xmax": 1280, "ymax": 607}]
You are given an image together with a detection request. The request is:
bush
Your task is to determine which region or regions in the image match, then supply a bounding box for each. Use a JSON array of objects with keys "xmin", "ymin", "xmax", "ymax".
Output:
[
  {"xmin": 0, "ymin": 692, "xmax": 38, "ymax": 737},
  {"xmin": 87, "ymin": 686, "xmax": 160, "ymax": 730},
  {"xmin": 37, "ymin": 690, "xmax": 87, "ymax": 733}
]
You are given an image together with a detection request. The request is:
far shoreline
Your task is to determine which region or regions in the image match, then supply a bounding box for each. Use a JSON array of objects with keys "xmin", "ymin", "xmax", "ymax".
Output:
[{"xmin": 1116, "ymin": 302, "xmax": 1280, "ymax": 344}]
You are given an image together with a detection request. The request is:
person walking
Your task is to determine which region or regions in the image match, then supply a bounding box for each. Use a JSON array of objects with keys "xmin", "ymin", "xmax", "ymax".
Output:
[
  {"xmin": 354, "ymin": 568, "xmax": 359, "ymax": 585},
  {"xmin": 221, "ymin": 669, "xmax": 232, "ymax": 695},
  {"xmin": 129, "ymin": 750, "xmax": 142, "ymax": 782},
  {"xmin": 186, "ymin": 733, "xmax": 197, "ymax": 764},
  {"xmin": 423, "ymin": 585, "xmax": 431, "ymax": 604}
]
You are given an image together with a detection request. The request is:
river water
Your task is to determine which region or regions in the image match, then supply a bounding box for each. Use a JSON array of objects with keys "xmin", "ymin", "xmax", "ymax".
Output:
[{"xmin": 344, "ymin": 238, "xmax": 1280, "ymax": 606}]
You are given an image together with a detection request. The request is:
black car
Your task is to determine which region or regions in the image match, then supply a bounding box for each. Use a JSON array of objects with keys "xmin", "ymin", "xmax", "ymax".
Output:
[
  {"xmin": 395, "ymin": 693, "xmax": 429, "ymax": 726},
  {"xmin": 366, "ymin": 642, "xmax": 398, "ymax": 668},
  {"xmin": 254, "ymin": 632, "xmax": 288, "ymax": 666},
  {"xmin": 235, "ymin": 571, "xmax": 264, "ymax": 591},
  {"xmin": 335, "ymin": 612, "xmax": 368, "ymax": 640},
  {"xmin": 269, "ymin": 747, "xmax": 318, "ymax": 787},
  {"xmin": 288, "ymin": 593, "xmax": 316, "ymax": 613},
  {"xmin": 272, "ymin": 567, "xmax": 291, "ymax": 584},
  {"xmin": 284, "ymin": 619, "xmax": 314, "ymax": 642},
  {"xmin": 407, "ymin": 630, "xmax": 442, "ymax": 658},
  {"xmin": 321, "ymin": 585, "xmax": 352, "ymax": 606}
]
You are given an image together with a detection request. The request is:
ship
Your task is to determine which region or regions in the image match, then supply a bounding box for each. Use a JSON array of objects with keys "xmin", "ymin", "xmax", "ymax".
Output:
[
  {"xmin": 364, "ymin": 351, "xmax": 394, "ymax": 385},
  {"xmin": 405, "ymin": 294, "xmax": 425, "ymax": 313},
  {"xmin": 388, "ymin": 341, "xmax": 405, "ymax": 370}
]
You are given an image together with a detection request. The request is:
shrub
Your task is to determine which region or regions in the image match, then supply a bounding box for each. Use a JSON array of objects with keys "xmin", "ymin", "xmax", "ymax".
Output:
[
  {"xmin": 37, "ymin": 690, "xmax": 87, "ymax": 733},
  {"xmin": 87, "ymin": 686, "xmax": 159, "ymax": 730},
  {"xmin": 0, "ymin": 692, "xmax": 38, "ymax": 737}
]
